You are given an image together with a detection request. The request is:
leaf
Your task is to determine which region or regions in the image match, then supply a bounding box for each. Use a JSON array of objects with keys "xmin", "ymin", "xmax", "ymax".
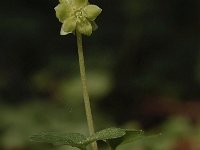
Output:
[
  {"xmin": 106, "ymin": 129, "xmax": 144, "ymax": 150},
  {"xmin": 83, "ymin": 127, "xmax": 143, "ymax": 150},
  {"xmin": 30, "ymin": 128, "xmax": 144, "ymax": 150},
  {"xmin": 83, "ymin": 128, "xmax": 126, "ymax": 145},
  {"xmin": 30, "ymin": 132, "xmax": 87, "ymax": 150}
]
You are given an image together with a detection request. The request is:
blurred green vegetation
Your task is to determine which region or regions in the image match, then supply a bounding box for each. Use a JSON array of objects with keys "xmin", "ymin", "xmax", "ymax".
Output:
[
  {"xmin": 119, "ymin": 117, "xmax": 200, "ymax": 150},
  {"xmin": 0, "ymin": 102, "xmax": 200, "ymax": 150},
  {"xmin": 1, "ymin": 0, "xmax": 200, "ymax": 149}
]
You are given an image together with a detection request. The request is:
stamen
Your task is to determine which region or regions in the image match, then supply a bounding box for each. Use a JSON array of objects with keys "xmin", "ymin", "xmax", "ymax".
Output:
[{"xmin": 75, "ymin": 10, "xmax": 86, "ymax": 22}]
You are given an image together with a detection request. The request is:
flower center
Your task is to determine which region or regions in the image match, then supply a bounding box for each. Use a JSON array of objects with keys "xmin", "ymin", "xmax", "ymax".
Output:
[{"xmin": 75, "ymin": 10, "xmax": 86, "ymax": 22}]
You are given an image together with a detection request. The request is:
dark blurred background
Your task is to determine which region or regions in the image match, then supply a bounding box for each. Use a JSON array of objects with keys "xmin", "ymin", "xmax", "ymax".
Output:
[{"xmin": 0, "ymin": 0, "xmax": 200, "ymax": 150}]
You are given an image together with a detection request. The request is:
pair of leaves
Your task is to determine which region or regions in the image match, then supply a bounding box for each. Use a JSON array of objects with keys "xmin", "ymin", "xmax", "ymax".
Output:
[{"xmin": 30, "ymin": 127, "xmax": 144, "ymax": 150}]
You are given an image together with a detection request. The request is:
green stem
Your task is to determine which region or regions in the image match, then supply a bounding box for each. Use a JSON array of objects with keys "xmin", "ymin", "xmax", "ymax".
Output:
[{"xmin": 76, "ymin": 31, "xmax": 98, "ymax": 150}]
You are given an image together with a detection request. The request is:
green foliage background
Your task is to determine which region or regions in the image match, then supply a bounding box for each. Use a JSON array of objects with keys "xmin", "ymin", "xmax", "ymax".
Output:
[{"xmin": 0, "ymin": 0, "xmax": 200, "ymax": 149}]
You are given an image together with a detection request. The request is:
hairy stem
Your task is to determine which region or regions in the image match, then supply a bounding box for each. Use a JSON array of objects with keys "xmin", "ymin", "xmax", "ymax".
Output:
[{"xmin": 76, "ymin": 31, "xmax": 98, "ymax": 150}]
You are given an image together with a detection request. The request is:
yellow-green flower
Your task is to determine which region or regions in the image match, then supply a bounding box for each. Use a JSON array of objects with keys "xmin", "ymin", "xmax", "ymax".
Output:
[{"xmin": 55, "ymin": 0, "xmax": 102, "ymax": 36}]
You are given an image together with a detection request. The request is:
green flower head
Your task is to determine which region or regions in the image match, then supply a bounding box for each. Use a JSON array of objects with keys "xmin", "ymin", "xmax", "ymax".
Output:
[{"xmin": 55, "ymin": 0, "xmax": 102, "ymax": 36}]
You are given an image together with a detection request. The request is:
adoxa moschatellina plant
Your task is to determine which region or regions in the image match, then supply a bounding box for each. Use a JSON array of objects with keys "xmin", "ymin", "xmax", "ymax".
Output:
[{"xmin": 30, "ymin": 0, "xmax": 145, "ymax": 150}]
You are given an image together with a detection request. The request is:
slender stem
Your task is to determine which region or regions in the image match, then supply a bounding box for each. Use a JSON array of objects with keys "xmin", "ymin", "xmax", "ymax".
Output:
[{"xmin": 76, "ymin": 31, "xmax": 98, "ymax": 150}]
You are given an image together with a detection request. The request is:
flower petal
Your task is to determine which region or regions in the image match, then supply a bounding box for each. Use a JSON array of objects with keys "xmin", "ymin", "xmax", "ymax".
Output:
[
  {"xmin": 77, "ymin": 20, "xmax": 92, "ymax": 36},
  {"xmin": 59, "ymin": 0, "xmax": 65, "ymax": 3},
  {"xmin": 90, "ymin": 21, "xmax": 98, "ymax": 31},
  {"xmin": 61, "ymin": 17, "xmax": 76, "ymax": 35},
  {"xmin": 60, "ymin": 27, "xmax": 68, "ymax": 35},
  {"xmin": 74, "ymin": 0, "xmax": 88, "ymax": 9},
  {"xmin": 84, "ymin": 5, "xmax": 102, "ymax": 21},
  {"xmin": 55, "ymin": 3, "xmax": 72, "ymax": 23}
]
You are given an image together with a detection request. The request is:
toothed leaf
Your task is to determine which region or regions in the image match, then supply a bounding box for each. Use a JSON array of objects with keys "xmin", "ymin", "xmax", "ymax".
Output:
[
  {"xmin": 84, "ymin": 128, "xmax": 126, "ymax": 145},
  {"xmin": 30, "ymin": 132, "xmax": 87, "ymax": 150},
  {"xmin": 106, "ymin": 129, "xmax": 144, "ymax": 149}
]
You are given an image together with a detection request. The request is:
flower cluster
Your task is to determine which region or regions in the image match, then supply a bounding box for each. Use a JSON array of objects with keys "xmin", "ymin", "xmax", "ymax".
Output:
[{"xmin": 55, "ymin": 0, "xmax": 102, "ymax": 36}]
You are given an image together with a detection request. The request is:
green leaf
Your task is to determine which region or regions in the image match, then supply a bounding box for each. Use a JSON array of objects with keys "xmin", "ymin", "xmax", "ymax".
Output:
[
  {"xmin": 83, "ymin": 128, "xmax": 126, "ymax": 145},
  {"xmin": 30, "ymin": 132, "xmax": 87, "ymax": 150},
  {"xmin": 30, "ymin": 128, "xmax": 144, "ymax": 150},
  {"xmin": 106, "ymin": 129, "xmax": 144, "ymax": 150},
  {"xmin": 83, "ymin": 127, "xmax": 143, "ymax": 149}
]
